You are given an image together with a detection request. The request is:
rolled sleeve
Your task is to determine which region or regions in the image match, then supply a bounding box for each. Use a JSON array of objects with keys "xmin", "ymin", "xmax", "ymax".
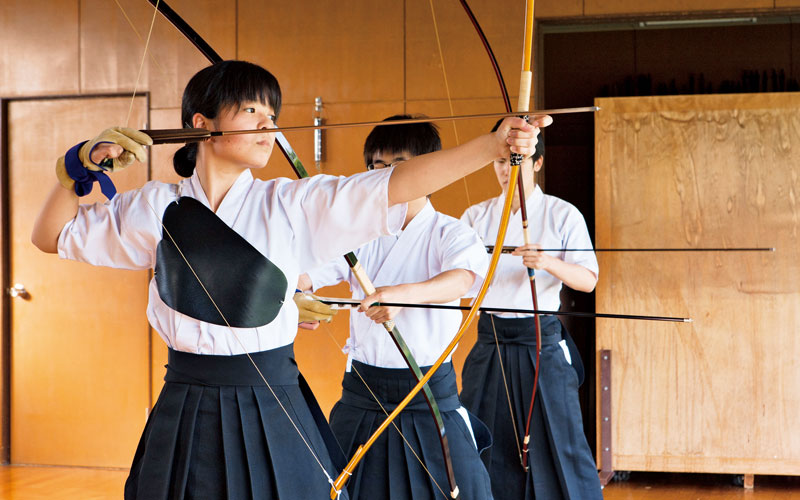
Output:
[
  {"xmin": 562, "ymin": 207, "xmax": 599, "ymax": 277},
  {"xmin": 438, "ymin": 223, "xmax": 489, "ymax": 298},
  {"xmin": 57, "ymin": 188, "xmax": 160, "ymax": 270}
]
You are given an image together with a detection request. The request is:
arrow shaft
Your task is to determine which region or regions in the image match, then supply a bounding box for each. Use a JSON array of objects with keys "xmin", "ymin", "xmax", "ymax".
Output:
[
  {"xmin": 486, "ymin": 245, "xmax": 776, "ymax": 253},
  {"xmin": 320, "ymin": 298, "xmax": 690, "ymax": 323},
  {"xmin": 143, "ymin": 106, "xmax": 599, "ymax": 144}
]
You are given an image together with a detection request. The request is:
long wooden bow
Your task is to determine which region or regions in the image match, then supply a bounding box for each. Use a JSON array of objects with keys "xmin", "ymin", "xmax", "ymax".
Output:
[
  {"xmin": 455, "ymin": 0, "xmax": 541, "ymax": 470},
  {"xmin": 509, "ymin": 0, "xmax": 544, "ymax": 472},
  {"xmin": 133, "ymin": 0, "xmax": 462, "ymax": 497}
]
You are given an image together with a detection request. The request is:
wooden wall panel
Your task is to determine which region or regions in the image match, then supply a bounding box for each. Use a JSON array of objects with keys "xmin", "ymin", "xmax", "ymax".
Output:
[
  {"xmin": 144, "ymin": 0, "xmax": 237, "ymax": 109},
  {"xmin": 537, "ymin": 0, "xmax": 584, "ymax": 18},
  {"xmin": 80, "ymin": 0, "xmax": 154, "ymax": 95},
  {"xmin": 262, "ymin": 101, "xmax": 405, "ymax": 180},
  {"xmin": 83, "ymin": 0, "xmax": 236, "ymax": 110},
  {"xmin": 407, "ymin": 98, "xmax": 508, "ymax": 219},
  {"xmin": 595, "ymin": 93, "xmax": 800, "ymax": 475},
  {"xmin": 238, "ymin": 0, "xmax": 404, "ymax": 105},
  {"xmin": 0, "ymin": 0, "xmax": 79, "ymax": 96},
  {"xmin": 406, "ymin": 0, "xmax": 524, "ymax": 102}
]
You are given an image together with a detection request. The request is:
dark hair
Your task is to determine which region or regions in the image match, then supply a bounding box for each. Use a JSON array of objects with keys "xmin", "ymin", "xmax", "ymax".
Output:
[
  {"xmin": 173, "ymin": 60, "xmax": 282, "ymax": 177},
  {"xmin": 491, "ymin": 118, "xmax": 544, "ymax": 163},
  {"xmin": 363, "ymin": 115, "xmax": 442, "ymax": 167}
]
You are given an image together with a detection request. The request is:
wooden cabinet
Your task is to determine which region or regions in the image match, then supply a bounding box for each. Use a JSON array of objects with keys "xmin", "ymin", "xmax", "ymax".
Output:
[{"xmin": 595, "ymin": 93, "xmax": 800, "ymax": 475}]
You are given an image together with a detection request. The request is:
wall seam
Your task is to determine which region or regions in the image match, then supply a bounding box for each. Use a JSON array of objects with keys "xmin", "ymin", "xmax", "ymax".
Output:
[
  {"xmin": 403, "ymin": 0, "xmax": 407, "ymax": 114},
  {"xmin": 78, "ymin": 0, "xmax": 82, "ymax": 93}
]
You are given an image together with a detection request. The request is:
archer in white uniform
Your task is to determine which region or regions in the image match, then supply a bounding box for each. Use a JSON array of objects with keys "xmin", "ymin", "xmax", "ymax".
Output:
[
  {"xmin": 300, "ymin": 116, "xmax": 494, "ymax": 500},
  {"xmin": 31, "ymin": 60, "xmax": 545, "ymax": 500},
  {"xmin": 460, "ymin": 127, "xmax": 603, "ymax": 500}
]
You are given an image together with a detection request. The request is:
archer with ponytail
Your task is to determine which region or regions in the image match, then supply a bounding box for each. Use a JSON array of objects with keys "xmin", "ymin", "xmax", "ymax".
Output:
[{"xmin": 32, "ymin": 60, "xmax": 545, "ymax": 499}]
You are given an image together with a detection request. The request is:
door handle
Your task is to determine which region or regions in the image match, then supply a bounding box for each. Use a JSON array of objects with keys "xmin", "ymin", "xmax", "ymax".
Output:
[{"xmin": 7, "ymin": 283, "xmax": 31, "ymax": 300}]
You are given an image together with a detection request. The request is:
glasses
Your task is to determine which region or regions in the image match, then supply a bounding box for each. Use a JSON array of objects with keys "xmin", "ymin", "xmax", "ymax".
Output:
[{"xmin": 367, "ymin": 159, "xmax": 407, "ymax": 171}]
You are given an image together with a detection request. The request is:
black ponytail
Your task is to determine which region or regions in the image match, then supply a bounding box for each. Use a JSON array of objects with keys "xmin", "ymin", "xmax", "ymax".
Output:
[
  {"xmin": 173, "ymin": 60, "xmax": 282, "ymax": 177},
  {"xmin": 173, "ymin": 143, "xmax": 198, "ymax": 178}
]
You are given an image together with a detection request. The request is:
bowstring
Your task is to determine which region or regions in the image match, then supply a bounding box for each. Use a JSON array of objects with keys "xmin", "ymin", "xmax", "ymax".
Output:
[
  {"xmin": 428, "ymin": 0, "xmax": 471, "ymax": 209},
  {"xmin": 124, "ymin": 0, "xmax": 160, "ymax": 127},
  {"xmin": 112, "ymin": 0, "xmax": 166, "ymax": 74},
  {"xmin": 489, "ymin": 314, "xmax": 524, "ymax": 465}
]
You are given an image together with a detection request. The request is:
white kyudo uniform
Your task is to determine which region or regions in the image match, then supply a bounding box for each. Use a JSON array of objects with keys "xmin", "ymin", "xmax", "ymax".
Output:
[
  {"xmin": 57, "ymin": 167, "xmax": 406, "ymax": 500},
  {"xmin": 461, "ymin": 184, "xmax": 598, "ymax": 314},
  {"xmin": 58, "ymin": 168, "xmax": 406, "ymax": 354},
  {"xmin": 460, "ymin": 184, "xmax": 603, "ymax": 500},
  {"xmin": 307, "ymin": 200, "xmax": 495, "ymax": 500},
  {"xmin": 308, "ymin": 200, "xmax": 488, "ymax": 368}
]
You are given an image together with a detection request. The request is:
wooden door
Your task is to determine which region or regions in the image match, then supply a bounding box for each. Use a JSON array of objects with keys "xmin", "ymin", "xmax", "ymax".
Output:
[
  {"xmin": 8, "ymin": 96, "xmax": 151, "ymax": 467},
  {"xmin": 594, "ymin": 93, "xmax": 799, "ymax": 475}
]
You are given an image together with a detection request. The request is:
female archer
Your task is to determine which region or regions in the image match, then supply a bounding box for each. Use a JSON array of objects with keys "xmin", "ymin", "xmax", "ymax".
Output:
[{"xmin": 31, "ymin": 60, "xmax": 546, "ymax": 499}]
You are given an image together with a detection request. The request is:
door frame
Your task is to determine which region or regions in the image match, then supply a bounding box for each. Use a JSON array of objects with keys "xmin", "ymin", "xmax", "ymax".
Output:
[{"xmin": 0, "ymin": 92, "xmax": 151, "ymax": 464}]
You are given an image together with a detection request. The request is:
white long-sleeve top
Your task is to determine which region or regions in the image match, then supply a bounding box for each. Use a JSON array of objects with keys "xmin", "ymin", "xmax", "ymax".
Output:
[
  {"xmin": 58, "ymin": 168, "xmax": 406, "ymax": 354},
  {"xmin": 461, "ymin": 185, "xmax": 598, "ymax": 317},
  {"xmin": 308, "ymin": 201, "xmax": 488, "ymax": 368}
]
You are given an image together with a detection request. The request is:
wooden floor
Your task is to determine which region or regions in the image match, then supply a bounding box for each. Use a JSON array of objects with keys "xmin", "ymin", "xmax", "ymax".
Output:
[
  {"xmin": 603, "ymin": 472, "xmax": 800, "ymax": 499},
  {"xmin": 1, "ymin": 466, "xmax": 800, "ymax": 499},
  {"xmin": 0, "ymin": 465, "xmax": 128, "ymax": 499}
]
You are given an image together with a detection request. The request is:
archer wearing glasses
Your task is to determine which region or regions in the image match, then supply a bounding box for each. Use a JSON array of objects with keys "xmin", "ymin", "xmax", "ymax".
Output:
[
  {"xmin": 298, "ymin": 115, "xmax": 494, "ymax": 500},
  {"xmin": 367, "ymin": 158, "xmax": 406, "ymax": 170}
]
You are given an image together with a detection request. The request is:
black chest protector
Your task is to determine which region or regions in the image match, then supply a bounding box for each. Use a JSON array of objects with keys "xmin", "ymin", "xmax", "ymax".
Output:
[{"xmin": 155, "ymin": 197, "xmax": 288, "ymax": 328}]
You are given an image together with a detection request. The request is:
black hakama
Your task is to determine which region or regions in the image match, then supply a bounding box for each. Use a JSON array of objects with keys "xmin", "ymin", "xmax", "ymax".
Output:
[
  {"xmin": 460, "ymin": 314, "xmax": 603, "ymax": 500},
  {"xmin": 329, "ymin": 361, "xmax": 494, "ymax": 500},
  {"xmin": 125, "ymin": 345, "xmax": 349, "ymax": 500}
]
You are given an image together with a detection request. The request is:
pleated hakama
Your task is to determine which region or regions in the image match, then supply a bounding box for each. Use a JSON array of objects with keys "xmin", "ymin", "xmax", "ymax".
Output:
[
  {"xmin": 330, "ymin": 361, "xmax": 493, "ymax": 500},
  {"xmin": 460, "ymin": 314, "xmax": 603, "ymax": 500},
  {"xmin": 125, "ymin": 344, "xmax": 348, "ymax": 500}
]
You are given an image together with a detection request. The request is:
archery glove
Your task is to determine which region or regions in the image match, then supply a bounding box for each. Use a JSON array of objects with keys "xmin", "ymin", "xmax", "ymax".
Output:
[
  {"xmin": 294, "ymin": 292, "xmax": 337, "ymax": 324},
  {"xmin": 56, "ymin": 127, "xmax": 152, "ymax": 191}
]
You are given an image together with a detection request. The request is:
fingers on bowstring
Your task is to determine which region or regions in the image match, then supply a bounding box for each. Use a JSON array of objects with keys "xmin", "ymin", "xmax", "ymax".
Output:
[{"xmin": 111, "ymin": 127, "xmax": 152, "ymax": 162}]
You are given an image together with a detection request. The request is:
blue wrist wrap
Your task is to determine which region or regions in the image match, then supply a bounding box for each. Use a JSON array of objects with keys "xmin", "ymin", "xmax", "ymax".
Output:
[{"xmin": 64, "ymin": 141, "xmax": 117, "ymax": 200}]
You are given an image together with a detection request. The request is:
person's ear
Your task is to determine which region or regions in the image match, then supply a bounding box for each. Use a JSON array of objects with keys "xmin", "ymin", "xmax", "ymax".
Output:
[{"xmin": 192, "ymin": 113, "xmax": 210, "ymax": 129}]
